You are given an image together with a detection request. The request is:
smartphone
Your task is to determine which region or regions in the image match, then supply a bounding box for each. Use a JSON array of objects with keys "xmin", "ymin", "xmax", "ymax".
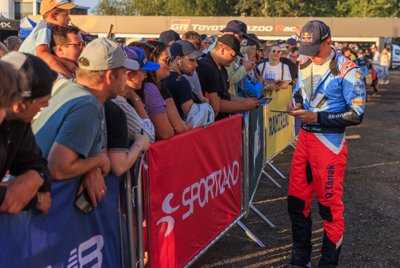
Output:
[
  {"xmin": 258, "ymin": 98, "xmax": 273, "ymax": 107},
  {"xmin": 269, "ymin": 109, "xmax": 291, "ymax": 113},
  {"xmin": 74, "ymin": 191, "xmax": 93, "ymax": 213}
]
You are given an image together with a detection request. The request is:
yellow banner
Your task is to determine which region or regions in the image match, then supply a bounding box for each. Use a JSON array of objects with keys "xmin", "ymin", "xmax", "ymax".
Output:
[{"xmin": 264, "ymin": 87, "xmax": 295, "ymax": 160}]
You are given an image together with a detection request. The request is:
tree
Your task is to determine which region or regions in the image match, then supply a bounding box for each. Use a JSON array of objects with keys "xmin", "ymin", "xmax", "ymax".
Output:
[
  {"xmin": 336, "ymin": 0, "xmax": 400, "ymax": 17},
  {"xmin": 92, "ymin": 0, "xmax": 122, "ymax": 15},
  {"xmin": 93, "ymin": 0, "xmax": 400, "ymax": 17}
]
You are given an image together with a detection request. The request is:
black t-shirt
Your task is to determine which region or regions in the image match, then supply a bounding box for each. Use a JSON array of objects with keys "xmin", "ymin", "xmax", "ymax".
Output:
[
  {"xmin": 197, "ymin": 53, "xmax": 231, "ymax": 120},
  {"xmin": 197, "ymin": 53, "xmax": 231, "ymax": 101},
  {"xmin": 104, "ymin": 101, "xmax": 129, "ymax": 151},
  {"xmin": 160, "ymin": 82, "xmax": 172, "ymax": 100},
  {"xmin": 162, "ymin": 72, "xmax": 194, "ymax": 119}
]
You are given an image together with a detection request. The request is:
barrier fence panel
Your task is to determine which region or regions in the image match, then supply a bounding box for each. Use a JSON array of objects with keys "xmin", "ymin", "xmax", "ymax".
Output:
[
  {"xmin": 265, "ymin": 87, "xmax": 295, "ymax": 161},
  {"xmin": 0, "ymin": 175, "xmax": 122, "ymax": 267},
  {"xmin": 246, "ymin": 107, "xmax": 265, "ymax": 203},
  {"xmin": 146, "ymin": 115, "xmax": 243, "ymax": 268}
]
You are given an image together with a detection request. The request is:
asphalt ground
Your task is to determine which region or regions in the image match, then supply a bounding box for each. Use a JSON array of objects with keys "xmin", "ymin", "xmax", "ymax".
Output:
[{"xmin": 193, "ymin": 71, "xmax": 400, "ymax": 268}]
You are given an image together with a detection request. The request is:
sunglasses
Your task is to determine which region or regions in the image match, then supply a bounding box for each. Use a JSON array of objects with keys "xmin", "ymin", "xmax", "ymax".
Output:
[
  {"xmin": 160, "ymin": 57, "xmax": 173, "ymax": 65},
  {"xmin": 272, "ymin": 50, "xmax": 281, "ymax": 54}
]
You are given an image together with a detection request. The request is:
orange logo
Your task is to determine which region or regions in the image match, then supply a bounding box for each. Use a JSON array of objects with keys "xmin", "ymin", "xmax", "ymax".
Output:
[
  {"xmin": 352, "ymin": 99, "xmax": 365, "ymax": 105},
  {"xmin": 355, "ymin": 72, "xmax": 361, "ymax": 79}
]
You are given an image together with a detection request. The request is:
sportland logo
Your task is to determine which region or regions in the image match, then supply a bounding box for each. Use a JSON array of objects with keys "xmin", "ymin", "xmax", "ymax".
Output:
[
  {"xmin": 66, "ymin": 235, "xmax": 104, "ymax": 268},
  {"xmin": 156, "ymin": 161, "xmax": 240, "ymax": 237}
]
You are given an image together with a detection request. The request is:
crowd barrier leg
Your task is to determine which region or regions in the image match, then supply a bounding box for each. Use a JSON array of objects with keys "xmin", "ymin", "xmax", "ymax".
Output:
[
  {"xmin": 124, "ymin": 171, "xmax": 137, "ymax": 268},
  {"xmin": 237, "ymin": 220, "xmax": 266, "ymax": 248},
  {"xmin": 250, "ymin": 205, "xmax": 276, "ymax": 228},
  {"xmin": 262, "ymin": 169, "xmax": 282, "ymax": 188},
  {"xmin": 266, "ymin": 160, "xmax": 286, "ymax": 179},
  {"xmin": 133, "ymin": 154, "xmax": 146, "ymax": 268}
]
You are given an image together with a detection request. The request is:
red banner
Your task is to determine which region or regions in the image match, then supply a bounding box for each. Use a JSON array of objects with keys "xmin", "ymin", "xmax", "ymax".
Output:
[{"xmin": 147, "ymin": 115, "xmax": 242, "ymax": 268}]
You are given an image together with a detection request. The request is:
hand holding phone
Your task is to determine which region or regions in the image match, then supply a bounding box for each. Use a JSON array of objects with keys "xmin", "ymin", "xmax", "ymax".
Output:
[
  {"xmin": 258, "ymin": 97, "xmax": 272, "ymax": 107},
  {"xmin": 74, "ymin": 191, "xmax": 93, "ymax": 214}
]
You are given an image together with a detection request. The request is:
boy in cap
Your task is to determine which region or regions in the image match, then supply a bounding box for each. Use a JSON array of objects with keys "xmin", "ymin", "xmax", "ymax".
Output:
[
  {"xmin": 209, "ymin": 20, "xmax": 256, "ymax": 95},
  {"xmin": 197, "ymin": 34, "xmax": 259, "ymax": 120},
  {"xmin": 33, "ymin": 38, "xmax": 139, "ymax": 207},
  {"xmin": 0, "ymin": 52, "xmax": 57, "ymax": 214},
  {"xmin": 286, "ymin": 20, "xmax": 366, "ymax": 267},
  {"xmin": 19, "ymin": 0, "xmax": 77, "ymax": 79}
]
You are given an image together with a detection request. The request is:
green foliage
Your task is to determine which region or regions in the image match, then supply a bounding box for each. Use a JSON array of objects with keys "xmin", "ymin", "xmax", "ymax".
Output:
[{"xmin": 93, "ymin": 0, "xmax": 400, "ymax": 17}]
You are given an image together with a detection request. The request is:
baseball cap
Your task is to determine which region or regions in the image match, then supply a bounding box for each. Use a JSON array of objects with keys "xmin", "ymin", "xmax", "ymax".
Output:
[
  {"xmin": 78, "ymin": 38, "xmax": 139, "ymax": 71},
  {"xmin": 221, "ymin": 20, "xmax": 250, "ymax": 39},
  {"xmin": 40, "ymin": 0, "xmax": 76, "ymax": 16},
  {"xmin": 1, "ymin": 52, "xmax": 57, "ymax": 99},
  {"xmin": 169, "ymin": 40, "xmax": 203, "ymax": 59},
  {"xmin": 124, "ymin": 46, "xmax": 160, "ymax": 71},
  {"xmin": 4, "ymin": 36, "xmax": 22, "ymax": 50},
  {"xmin": 286, "ymin": 38, "xmax": 297, "ymax": 46},
  {"xmin": 298, "ymin": 20, "xmax": 331, "ymax": 56},
  {"xmin": 159, "ymin": 30, "xmax": 181, "ymax": 45},
  {"xmin": 218, "ymin": 34, "xmax": 243, "ymax": 57}
]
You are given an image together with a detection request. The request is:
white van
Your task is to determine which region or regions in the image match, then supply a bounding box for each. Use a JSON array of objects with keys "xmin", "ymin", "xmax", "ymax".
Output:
[{"xmin": 391, "ymin": 44, "xmax": 400, "ymax": 68}]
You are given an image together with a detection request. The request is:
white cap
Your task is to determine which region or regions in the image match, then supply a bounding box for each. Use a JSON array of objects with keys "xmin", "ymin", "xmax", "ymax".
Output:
[{"xmin": 78, "ymin": 38, "xmax": 139, "ymax": 71}]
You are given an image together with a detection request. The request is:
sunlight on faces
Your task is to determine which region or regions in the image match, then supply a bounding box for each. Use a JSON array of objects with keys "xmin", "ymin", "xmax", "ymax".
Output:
[
  {"xmin": 309, "ymin": 39, "xmax": 332, "ymax": 65},
  {"xmin": 56, "ymin": 32, "xmax": 84, "ymax": 62},
  {"xmin": 126, "ymin": 70, "xmax": 147, "ymax": 90},
  {"xmin": 0, "ymin": 108, "xmax": 6, "ymax": 124},
  {"xmin": 156, "ymin": 49, "xmax": 171, "ymax": 80},
  {"xmin": 51, "ymin": 9, "xmax": 71, "ymax": 27},
  {"xmin": 179, "ymin": 56, "xmax": 198, "ymax": 76},
  {"xmin": 269, "ymin": 45, "xmax": 281, "ymax": 62},
  {"xmin": 109, "ymin": 67, "xmax": 127, "ymax": 99},
  {"xmin": 219, "ymin": 46, "xmax": 236, "ymax": 66},
  {"xmin": 13, "ymin": 95, "xmax": 51, "ymax": 123}
]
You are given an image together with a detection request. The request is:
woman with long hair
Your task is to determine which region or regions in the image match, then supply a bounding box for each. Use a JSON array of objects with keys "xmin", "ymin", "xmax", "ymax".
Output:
[{"xmin": 130, "ymin": 40, "xmax": 192, "ymax": 137}]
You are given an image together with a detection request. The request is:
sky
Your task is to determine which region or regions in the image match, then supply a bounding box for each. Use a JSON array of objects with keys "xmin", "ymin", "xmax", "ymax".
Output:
[{"xmin": 73, "ymin": 0, "xmax": 99, "ymax": 14}]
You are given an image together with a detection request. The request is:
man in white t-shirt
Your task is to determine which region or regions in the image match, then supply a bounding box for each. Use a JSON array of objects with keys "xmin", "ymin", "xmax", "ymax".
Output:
[{"xmin": 257, "ymin": 44, "xmax": 292, "ymax": 90}]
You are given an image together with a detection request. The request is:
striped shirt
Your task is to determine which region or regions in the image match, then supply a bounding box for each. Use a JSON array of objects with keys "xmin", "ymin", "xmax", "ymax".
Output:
[{"xmin": 111, "ymin": 96, "xmax": 155, "ymax": 143}]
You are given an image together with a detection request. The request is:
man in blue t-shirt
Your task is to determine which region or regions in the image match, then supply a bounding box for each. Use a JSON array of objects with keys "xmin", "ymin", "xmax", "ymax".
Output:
[{"xmin": 33, "ymin": 38, "xmax": 139, "ymax": 207}]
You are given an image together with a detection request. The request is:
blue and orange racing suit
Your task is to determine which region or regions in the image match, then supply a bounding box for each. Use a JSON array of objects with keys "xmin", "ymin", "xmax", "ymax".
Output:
[{"xmin": 288, "ymin": 50, "xmax": 366, "ymax": 267}]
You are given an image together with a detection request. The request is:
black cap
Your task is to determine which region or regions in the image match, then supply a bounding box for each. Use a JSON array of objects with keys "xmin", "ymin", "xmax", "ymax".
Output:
[
  {"xmin": 221, "ymin": 20, "xmax": 249, "ymax": 39},
  {"xmin": 159, "ymin": 30, "xmax": 181, "ymax": 45},
  {"xmin": 1, "ymin": 52, "xmax": 57, "ymax": 99},
  {"xmin": 246, "ymin": 33, "xmax": 262, "ymax": 48},
  {"xmin": 298, "ymin": 20, "xmax": 331, "ymax": 56},
  {"xmin": 169, "ymin": 40, "xmax": 203, "ymax": 59},
  {"xmin": 218, "ymin": 34, "xmax": 243, "ymax": 57}
]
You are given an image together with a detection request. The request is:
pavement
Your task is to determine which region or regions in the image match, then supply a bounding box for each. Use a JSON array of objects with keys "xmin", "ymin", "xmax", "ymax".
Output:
[{"xmin": 193, "ymin": 72, "xmax": 400, "ymax": 267}]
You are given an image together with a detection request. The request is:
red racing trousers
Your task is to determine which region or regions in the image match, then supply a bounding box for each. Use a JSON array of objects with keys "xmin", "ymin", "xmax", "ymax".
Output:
[{"xmin": 288, "ymin": 129, "xmax": 347, "ymax": 267}]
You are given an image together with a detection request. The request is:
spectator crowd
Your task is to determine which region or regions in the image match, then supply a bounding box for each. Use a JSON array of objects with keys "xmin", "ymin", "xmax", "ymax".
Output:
[{"xmin": 0, "ymin": 0, "xmax": 390, "ymax": 264}]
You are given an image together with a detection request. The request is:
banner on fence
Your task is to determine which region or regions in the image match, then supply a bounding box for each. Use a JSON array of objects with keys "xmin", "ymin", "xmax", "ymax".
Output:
[
  {"xmin": 247, "ymin": 107, "xmax": 265, "ymax": 201},
  {"xmin": 265, "ymin": 87, "xmax": 295, "ymax": 160},
  {"xmin": 147, "ymin": 115, "xmax": 242, "ymax": 268},
  {"xmin": 0, "ymin": 175, "xmax": 122, "ymax": 268}
]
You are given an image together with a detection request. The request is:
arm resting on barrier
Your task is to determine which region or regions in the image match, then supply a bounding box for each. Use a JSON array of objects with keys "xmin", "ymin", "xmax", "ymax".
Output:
[
  {"xmin": 0, "ymin": 170, "xmax": 43, "ymax": 214},
  {"xmin": 165, "ymin": 98, "xmax": 192, "ymax": 134},
  {"xmin": 48, "ymin": 143, "xmax": 110, "ymax": 180},
  {"xmin": 107, "ymin": 134, "xmax": 150, "ymax": 177}
]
